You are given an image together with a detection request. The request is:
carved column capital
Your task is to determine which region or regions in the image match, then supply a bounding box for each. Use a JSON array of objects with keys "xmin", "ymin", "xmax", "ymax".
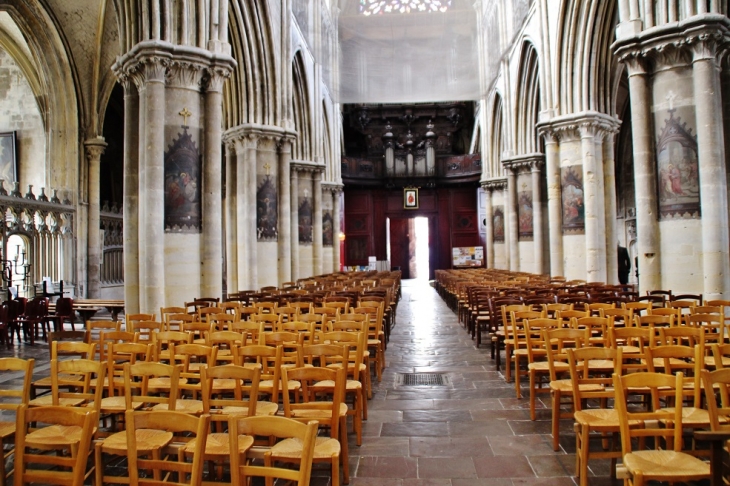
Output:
[
  {"xmin": 321, "ymin": 182, "xmax": 344, "ymax": 195},
  {"xmin": 84, "ymin": 137, "xmax": 108, "ymax": 161},
  {"xmin": 166, "ymin": 60, "xmax": 206, "ymax": 90},
  {"xmin": 502, "ymin": 153, "xmax": 545, "ymax": 174},
  {"xmin": 481, "ymin": 177, "xmax": 507, "ymax": 192}
]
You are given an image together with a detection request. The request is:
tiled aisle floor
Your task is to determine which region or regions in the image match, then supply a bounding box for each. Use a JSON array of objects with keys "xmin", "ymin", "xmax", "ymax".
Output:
[
  {"xmin": 0, "ymin": 280, "xmax": 624, "ymax": 485},
  {"xmin": 347, "ymin": 279, "xmax": 620, "ymax": 486}
]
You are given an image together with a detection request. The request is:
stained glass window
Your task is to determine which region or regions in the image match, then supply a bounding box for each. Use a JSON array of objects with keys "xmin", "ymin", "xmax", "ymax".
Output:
[{"xmin": 359, "ymin": 0, "xmax": 452, "ymax": 15}]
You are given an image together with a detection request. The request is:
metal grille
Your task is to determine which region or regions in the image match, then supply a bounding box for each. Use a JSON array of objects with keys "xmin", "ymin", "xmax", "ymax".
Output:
[{"xmin": 396, "ymin": 373, "xmax": 449, "ymax": 386}]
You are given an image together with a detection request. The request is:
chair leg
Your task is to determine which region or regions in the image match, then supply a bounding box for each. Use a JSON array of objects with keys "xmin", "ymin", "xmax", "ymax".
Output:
[{"xmin": 551, "ymin": 389, "xmax": 561, "ymax": 451}]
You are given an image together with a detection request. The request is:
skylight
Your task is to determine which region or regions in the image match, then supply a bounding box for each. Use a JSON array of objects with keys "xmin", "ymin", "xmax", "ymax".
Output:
[{"xmin": 360, "ymin": 0, "xmax": 452, "ymax": 15}]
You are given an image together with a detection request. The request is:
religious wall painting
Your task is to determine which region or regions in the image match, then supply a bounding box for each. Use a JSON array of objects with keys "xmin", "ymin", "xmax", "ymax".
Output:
[
  {"xmin": 655, "ymin": 109, "xmax": 700, "ymax": 218},
  {"xmin": 492, "ymin": 205, "xmax": 504, "ymax": 243},
  {"xmin": 518, "ymin": 187, "xmax": 533, "ymax": 240},
  {"xmin": 561, "ymin": 165, "xmax": 585, "ymax": 234},
  {"xmin": 0, "ymin": 132, "xmax": 17, "ymax": 185},
  {"xmin": 322, "ymin": 211, "xmax": 334, "ymax": 247},
  {"xmin": 164, "ymin": 127, "xmax": 201, "ymax": 232},
  {"xmin": 298, "ymin": 196, "xmax": 313, "ymax": 244},
  {"xmin": 256, "ymin": 174, "xmax": 278, "ymax": 241}
]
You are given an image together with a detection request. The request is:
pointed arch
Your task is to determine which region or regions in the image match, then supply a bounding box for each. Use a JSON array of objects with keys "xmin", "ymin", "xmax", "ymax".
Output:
[
  {"xmin": 487, "ymin": 91, "xmax": 505, "ymax": 178},
  {"xmin": 322, "ymin": 100, "xmax": 333, "ymax": 180},
  {"xmin": 0, "ymin": 1, "xmax": 80, "ymax": 193},
  {"xmin": 223, "ymin": 0, "xmax": 279, "ymax": 127},
  {"xmin": 555, "ymin": 0, "xmax": 619, "ymax": 114},
  {"xmin": 291, "ymin": 50, "xmax": 312, "ymax": 161},
  {"xmin": 514, "ymin": 41, "xmax": 541, "ymax": 155}
]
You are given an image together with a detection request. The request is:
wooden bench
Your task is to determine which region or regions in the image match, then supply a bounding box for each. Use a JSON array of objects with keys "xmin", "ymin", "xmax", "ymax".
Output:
[{"xmin": 73, "ymin": 300, "xmax": 125, "ymax": 322}]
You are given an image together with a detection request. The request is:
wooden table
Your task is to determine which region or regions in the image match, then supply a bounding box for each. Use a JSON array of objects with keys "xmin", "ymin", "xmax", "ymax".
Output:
[{"xmin": 73, "ymin": 300, "xmax": 125, "ymax": 322}]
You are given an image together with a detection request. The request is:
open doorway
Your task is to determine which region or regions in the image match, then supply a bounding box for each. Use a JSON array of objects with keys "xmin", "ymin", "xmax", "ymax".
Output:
[{"xmin": 387, "ymin": 216, "xmax": 430, "ymax": 280}]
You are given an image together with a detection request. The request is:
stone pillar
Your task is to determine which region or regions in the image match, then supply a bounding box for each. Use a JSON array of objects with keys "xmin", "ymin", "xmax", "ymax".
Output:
[
  {"xmin": 246, "ymin": 135, "xmax": 258, "ymax": 289},
  {"xmin": 531, "ymin": 160, "xmax": 544, "ymax": 275},
  {"xmin": 278, "ymin": 136, "xmax": 294, "ymax": 284},
  {"xmin": 505, "ymin": 166, "xmax": 519, "ymax": 270},
  {"xmin": 120, "ymin": 77, "xmax": 140, "ymax": 313},
  {"xmin": 313, "ymin": 168, "xmax": 323, "ymax": 275},
  {"xmin": 692, "ymin": 35, "xmax": 730, "ymax": 300},
  {"xmin": 625, "ymin": 56, "xmax": 661, "ymax": 292},
  {"xmin": 603, "ymin": 132, "xmax": 619, "ymax": 284},
  {"xmin": 332, "ymin": 186, "xmax": 343, "ymax": 272},
  {"xmin": 580, "ymin": 124, "xmax": 607, "ymax": 283},
  {"xmin": 480, "ymin": 180, "xmax": 499, "ymax": 268},
  {"xmin": 84, "ymin": 137, "xmax": 107, "ymax": 299},
  {"xmin": 140, "ymin": 58, "xmax": 167, "ymax": 314},
  {"xmin": 223, "ymin": 139, "xmax": 238, "ymax": 294},
  {"xmin": 290, "ymin": 166, "xmax": 300, "ymax": 281},
  {"xmin": 542, "ymin": 132, "xmax": 564, "ymax": 277},
  {"xmin": 201, "ymin": 69, "xmax": 228, "ymax": 299}
]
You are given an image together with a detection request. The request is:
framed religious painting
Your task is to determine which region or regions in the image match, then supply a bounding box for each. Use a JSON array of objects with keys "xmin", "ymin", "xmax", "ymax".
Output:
[
  {"xmin": 0, "ymin": 132, "xmax": 17, "ymax": 184},
  {"xmin": 404, "ymin": 188, "xmax": 418, "ymax": 209}
]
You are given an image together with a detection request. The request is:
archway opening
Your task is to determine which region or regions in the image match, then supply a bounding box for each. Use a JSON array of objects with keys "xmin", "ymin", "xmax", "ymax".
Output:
[{"xmin": 387, "ymin": 216, "xmax": 429, "ymax": 280}]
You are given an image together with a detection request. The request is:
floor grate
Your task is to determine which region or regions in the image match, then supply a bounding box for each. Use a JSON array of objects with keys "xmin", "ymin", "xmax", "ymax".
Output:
[{"xmin": 396, "ymin": 373, "xmax": 450, "ymax": 386}]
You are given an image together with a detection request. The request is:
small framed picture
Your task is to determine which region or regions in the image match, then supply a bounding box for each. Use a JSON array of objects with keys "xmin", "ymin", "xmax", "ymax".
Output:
[
  {"xmin": 0, "ymin": 132, "xmax": 17, "ymax": 184},
  {"xmin": 404, "ymin": 188, "xmax": 418, "ymax": 209}
]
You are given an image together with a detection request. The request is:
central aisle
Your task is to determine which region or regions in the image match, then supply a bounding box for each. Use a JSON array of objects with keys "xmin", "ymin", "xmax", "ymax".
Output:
[{"xmin": 339, "ymin": 279, "xmax": 599, "ymax": 486}]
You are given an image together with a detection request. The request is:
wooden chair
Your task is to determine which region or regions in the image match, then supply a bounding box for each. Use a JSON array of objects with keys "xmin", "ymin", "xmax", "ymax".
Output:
[
  {"xmin": 234, "ymin": 344, "xmax": 283, "ymax": 408},
  {"xmin": 28, "ymin": 358, "xmax": 105, "ymax": 412},
  {"xmin": 613, "ymin": 371, "xmax": 710, "ymax": 486},
  {"xmin": 130, "ymin": 319, "xmax": 164, "ymax": 342},
  {"xmin": 152, "ymin": 330, "xmax": 193, "ymax": 362},
  {"xmin": 30, "ymin": 339, "xmax": 95, "ymax": 399},
  {"xmin": 0, "ymin": 358, "xmax": 33, "ymax": 482},
  {"xmin": 94, "ymin": 363, "xmax": 182, "ymax": 486},
  {"xmin": 229, "ymin": 320, "xmax": 263, "ymax": 345},
  {"xmin": 523, "ymin": 318, "xmax": 567, "ymax": 417},
  {"xmin": 568, "ymin": 346, "xmax": 624, "ymax": 486},
  {"xmin": 160, "ymin": 306, "xmax": 187, "ymax": 329},
  {"xmin": 86, "ymin": 320, "xmax": 121, "ymax": 360},
  {"xmin": 50, "ymin": 297, "xmax": 75, "ymax": 331},
  {"xmin": 543, "ymin": 327, "xmax": 590, "ymax": 451},
  {"xmin": 280, "ymin": 366, "xmax": 347, "ymax": 486},
  {"xmin": 507, "ymin": 308, "xmax": 542, "ymax": 389},
  {"xmin": 125, "ymin": 410, "xmax": 211, "ymax": 486},
  {"xmin": 14, "ymin": 405, "xmax": 97, "ymax": 486},
  {"xmin": 228, "ymin": 415, "xmax": 318, "ymax": 486}
]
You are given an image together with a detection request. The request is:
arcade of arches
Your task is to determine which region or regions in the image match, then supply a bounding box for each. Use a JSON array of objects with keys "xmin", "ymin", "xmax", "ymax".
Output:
[{"xmin": 1, "ymin": 0, "xmax": 730, "ymax": 312}]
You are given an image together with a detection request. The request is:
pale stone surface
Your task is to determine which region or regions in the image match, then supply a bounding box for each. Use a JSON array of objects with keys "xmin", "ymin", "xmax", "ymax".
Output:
[
  {"xmin": 563, "ymin": 234, "xmax": 586, "ymax": 280},
  {"xmin": 163, "ymin": 233, "xmax": 202, "ymax": 306},
  {"xmin": 0, "ymin": 48, "xmax": 45, "ymax": 190},
  {"xmin": 658, "ymin": 219, "xmax": 703, "ymax": 293},
  {"xmin": 258, "ymin": 241, "xmax": 279, "ymax": 289}
]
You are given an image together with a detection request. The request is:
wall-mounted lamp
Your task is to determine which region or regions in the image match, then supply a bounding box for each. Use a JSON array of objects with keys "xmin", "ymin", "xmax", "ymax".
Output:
[{"xmin": 339, "ymin": 232, "xmax": 346, "ymax": 242}]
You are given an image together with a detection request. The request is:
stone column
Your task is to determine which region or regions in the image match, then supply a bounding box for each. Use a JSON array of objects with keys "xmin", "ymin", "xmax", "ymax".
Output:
[
  {"xmin": 481, "ymin": 181, "xmax": 496, "ymax": 268},
  {"xmin": 290, "ymin": 166, "xmax": 300, "ymax": 281},
  {"xmin": 580, "ymin": 123, "xmax": 607, "ymax": 283},
  {"xmin": 119, "ymin": 76, "xmax": 140, "ymax": 312},
  {"xmin": 278, "ymin": 136, "xmax": 294, "ymax": 284},
  {"xmin": 531, "ymin": 160, "xmax": 544, "ymax": 275},
  {"xmin": 246, "ymin": 135, "xmax": 258, "ymax": 289},
  {"xmin": 223, "ymin": 138, "xmax": 238, "ymax": 294},
  {"xmin": 332, "ymin": 185, "xmax": 343, "ymax": 272},
  {"xmin": 140, "ymin": 58, "xmax": 167, "ymax": 314},
  {"xmin": 84, "ymin": 137, "xmax": 107, "ymax": 299},
  {"xmin": 313, "ymin": 168, "xmax": 323, "ymax": 276},
  {"xmin": 542, "ymin": 132, "xmax": 564, "ymax": 277},
  {"xmin": 201, "ymin": 68, "xmax": 228, "ymax": 299},
  {"xmin": 625, "ymin": 56, "xmax": 661, "ymax": 292},
  {"xmin": 692, "ymin": 35, "xmax": 730, "ymax": 299},
  {"xmin": 603, "ymin": 132, "xmax": 619, "ymax": 284},
  {"xmin": 502, "ymin": 161, "xmax": 520, "ymax": 271}
]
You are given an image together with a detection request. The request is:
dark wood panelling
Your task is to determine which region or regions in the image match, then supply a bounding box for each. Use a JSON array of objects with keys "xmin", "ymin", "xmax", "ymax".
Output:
[{"xmin": 344, "ymin": 186, "xmax": 483, "ymax": 274}]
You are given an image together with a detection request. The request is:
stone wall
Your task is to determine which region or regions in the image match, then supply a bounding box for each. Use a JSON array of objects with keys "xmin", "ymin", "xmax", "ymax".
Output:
[{"xmin": 0, "ymin": 48, "xmax": 45, "ymax": 191}]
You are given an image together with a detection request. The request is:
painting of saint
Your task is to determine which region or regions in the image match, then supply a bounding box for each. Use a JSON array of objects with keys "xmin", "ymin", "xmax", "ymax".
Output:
[
  {"xmin": 298, "ymin": 197, "xmax": 313, "ymax": 244},
  {"xmin": 256, "ymin": 175, "xmax": 278, "ymax": 240},
  {"xmin": 0, "ymin": 133, "xmax": 16, "ymax": 184},
  {"xmin": 655, "ymin": 109, "xmax": 700, "ymax": 218},
  {"xmin": 561, "ymin": 165, "xmax": 585, "ymax": 233},
  {"xmin": 322, "ymin": 211, "xmax": 334, "ymax": 247},
  {"xmin": 493, "ymin": 206, "xmax": 505, "ymax": 243},
  {"xmin": 164, "ymin": 127, "xmax": 201, "ymax": 232},
  {"xmin": 518, "ymin": 190, "xmax": 533, "ymax": 239}
]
